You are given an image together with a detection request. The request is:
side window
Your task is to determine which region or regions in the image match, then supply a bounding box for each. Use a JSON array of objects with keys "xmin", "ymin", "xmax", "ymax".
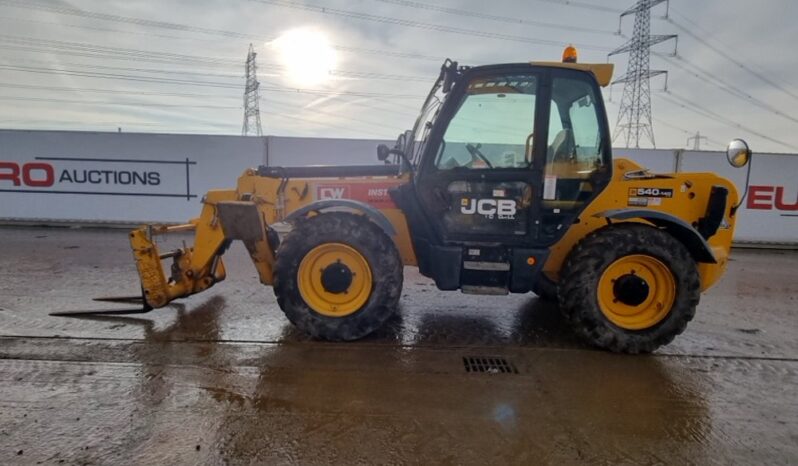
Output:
[
  {"xmin": 546, "ymin": 77, "xmax": 605, "ymax": 168},
  {"xmin": 543, "ymin": 76, "xmax": 607, "ymax": 205},
  {"xmin": 569, "ymin": 92, "xmax": 602, "ymax": 163},
  {"xmin": 435, "ymin": 75, "xmax": 537, "ymax": 170},
  {"xmin": 547, "ymin": 104, "xmax": 563, "ymax": 149}
]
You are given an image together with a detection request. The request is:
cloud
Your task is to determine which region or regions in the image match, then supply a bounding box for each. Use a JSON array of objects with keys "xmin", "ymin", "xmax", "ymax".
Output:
[{"xmin": 0, "ymin": 0, "xmax": 795, "ymax": 151}]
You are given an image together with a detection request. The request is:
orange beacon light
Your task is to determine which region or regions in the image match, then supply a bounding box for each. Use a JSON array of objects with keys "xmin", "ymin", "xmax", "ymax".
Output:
[{"xmin": 562, "ymin": 45, "xmax": 578, "ymax": 63}]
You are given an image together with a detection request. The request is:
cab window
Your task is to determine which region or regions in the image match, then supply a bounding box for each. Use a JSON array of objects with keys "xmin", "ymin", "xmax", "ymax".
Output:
[
  {"xmin": 543, "ymin": 76, "xmax": 607, "ymax": 204},
  {"xmin": 435, "ymin": 74, "xmax": 538, "ymax": 170}
]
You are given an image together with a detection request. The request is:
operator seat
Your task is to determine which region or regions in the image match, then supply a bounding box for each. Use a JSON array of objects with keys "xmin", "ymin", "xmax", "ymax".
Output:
[
  {"xmin": 546, "ymin": 128, "xmax": 582, "ymax": 202},
  {"xmin": 548, "ymin": 128, "xmax": 576, "ymax": 164}
]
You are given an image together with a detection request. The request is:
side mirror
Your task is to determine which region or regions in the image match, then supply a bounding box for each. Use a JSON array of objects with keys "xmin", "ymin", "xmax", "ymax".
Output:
[
  {"xmin": 377, "ymin": 143, "xmax": 412, "ymax": 170},
  {"xmin": 377, "ymin": 143, "xmax": 391, "ymax": 162},
  {"xmin": 726, "ymin": 139, "xmax": 753, "ymax": 215},
  {"xmin": 726, "ymin": 138, "xmax": 751, "ymax": 168}
]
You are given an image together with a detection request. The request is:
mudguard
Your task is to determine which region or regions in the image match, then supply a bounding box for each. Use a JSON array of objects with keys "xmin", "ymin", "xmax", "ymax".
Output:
[
  {"xmin": 284, "ymin": 199, "xmax": 397, "ymax": 237},
  {"xmin": 594, "ymin": 209, "xmax": 717, "ymax": 264}
]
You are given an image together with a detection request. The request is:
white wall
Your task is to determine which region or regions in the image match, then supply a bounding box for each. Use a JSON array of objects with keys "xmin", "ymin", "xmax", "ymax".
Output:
[
  {"xmin": 0, "ymin": 130, "xmax": 265, "ymax": 223},
  {"xmin": 267, "ymin": 136, "xmax": 392, "ymax": 166},
  {"xmin": 1, "ymin": 129, "xmax": 796, "ymax": 244}
]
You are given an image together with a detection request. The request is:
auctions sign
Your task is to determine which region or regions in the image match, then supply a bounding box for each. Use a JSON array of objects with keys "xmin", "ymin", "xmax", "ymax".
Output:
[{"xmin": 0, "ymin": 156, "xmax": 196, "ymax": 200}]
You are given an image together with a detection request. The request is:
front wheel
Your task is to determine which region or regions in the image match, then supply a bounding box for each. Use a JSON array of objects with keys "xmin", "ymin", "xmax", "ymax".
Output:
[
  {"xmin": 273, "ymin": 212, "xmax": 403, "ymax": 341},
  {"xmin": 558, "ymin": 224, "xmax": 701, "ymax": 353}
]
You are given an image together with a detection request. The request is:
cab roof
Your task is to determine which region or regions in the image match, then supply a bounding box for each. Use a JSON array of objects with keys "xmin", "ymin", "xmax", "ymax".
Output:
[{"xmin": 531, "ymin": 62, "xmax": 614, "ymax": 87}]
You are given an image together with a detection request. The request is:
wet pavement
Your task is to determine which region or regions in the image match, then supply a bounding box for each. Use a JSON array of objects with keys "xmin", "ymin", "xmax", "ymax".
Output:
[{"xmin": 0, "ymin": 226, "xmax": 796, "ymax": 464}]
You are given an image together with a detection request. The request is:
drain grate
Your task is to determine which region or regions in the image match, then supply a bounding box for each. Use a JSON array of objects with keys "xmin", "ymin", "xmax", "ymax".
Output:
[{"xmin": 463, "ymin": 356, "xmax": 518, "ymax": 374}]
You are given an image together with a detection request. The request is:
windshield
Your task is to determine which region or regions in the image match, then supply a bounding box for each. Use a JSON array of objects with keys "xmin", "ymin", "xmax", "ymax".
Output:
[
  {"xmin": 434, "ymin": 74, "xmax": 538, "ymax": 170},
  {"xmin": 406, "ymin": 75, "xmax": 446, "ymax": 166}
]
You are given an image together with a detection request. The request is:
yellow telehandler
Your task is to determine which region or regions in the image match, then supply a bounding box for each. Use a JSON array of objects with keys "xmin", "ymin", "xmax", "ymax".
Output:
[{"xmin": 55, "ymin": 49, "xmax": 753, "ymax": 353}]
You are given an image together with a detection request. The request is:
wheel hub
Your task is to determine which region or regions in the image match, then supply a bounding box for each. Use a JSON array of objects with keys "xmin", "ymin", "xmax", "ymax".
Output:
[
  {"xmin": 612, "ymin": 273, "xmax": 650, "ymax": 306},
  {"xmin": 297, "ymin": 243, "xmax": 373, "ymax": 317},
  {"xmin": 320, "ymin": 261, "xmax": 353, "ymax": 294},
  {"xmin": 597, "ymin": 254, "xmax": 677, "ymax": 330}
]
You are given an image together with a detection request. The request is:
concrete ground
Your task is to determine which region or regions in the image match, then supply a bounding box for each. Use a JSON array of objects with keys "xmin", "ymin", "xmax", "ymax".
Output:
[{"xmin": 0, "ymin": 226, "xmax": 796, "ymax": 465}]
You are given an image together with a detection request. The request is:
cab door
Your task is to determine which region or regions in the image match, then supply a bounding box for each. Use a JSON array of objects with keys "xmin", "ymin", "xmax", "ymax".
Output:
[
  {"xmin": 537, "ymin": 69, "xmax": 613, "ymax": 244},
  {"xmin": 414, "ymin": 69, "xmax": 546, "ymax": 246},
  {"xmin": 413, "ymin": 66, "xmax": 612, "ymax": 247}
]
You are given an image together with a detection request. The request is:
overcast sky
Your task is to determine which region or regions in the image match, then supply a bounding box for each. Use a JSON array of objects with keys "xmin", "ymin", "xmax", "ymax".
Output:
[{"xmin": 0, "ymin": 0, "xmax": 796, "ymax": 153}]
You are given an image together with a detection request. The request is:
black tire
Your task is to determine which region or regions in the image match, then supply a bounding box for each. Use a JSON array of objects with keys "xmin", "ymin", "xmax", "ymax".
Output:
[
  {"xmin": 558, "ymin": 223, "xmax": 700, "ymax": 353},
  {"xmin": 532, "ymin": 274, "xmax": 558, "ymax": 301},
  {"xmin": 273, "ymin": 212, "xmax": 403, "ymax": 341}
]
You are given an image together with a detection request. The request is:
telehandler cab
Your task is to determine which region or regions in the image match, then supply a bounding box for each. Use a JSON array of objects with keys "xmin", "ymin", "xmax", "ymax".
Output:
[{"xmin": 56, "ymin": 48, "xmax": 752, "ymax": 353}]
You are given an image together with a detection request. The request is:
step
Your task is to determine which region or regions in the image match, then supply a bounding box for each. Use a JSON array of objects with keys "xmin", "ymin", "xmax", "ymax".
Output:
[
  {"xmin": 461, "ymin": 285, "xmax": 509, "ymax": 296},
  {"xmin": 462, "ymin": 261, "xmax": 511, "ymax": 271}
]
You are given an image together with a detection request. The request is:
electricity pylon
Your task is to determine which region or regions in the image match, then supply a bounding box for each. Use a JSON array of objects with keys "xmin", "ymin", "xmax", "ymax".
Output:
[{"xmin": 609, "ymin": 0, "xmax": 677, "ymax": 148}]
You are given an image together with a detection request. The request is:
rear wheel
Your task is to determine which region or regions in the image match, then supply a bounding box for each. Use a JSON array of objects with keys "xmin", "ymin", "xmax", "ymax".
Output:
[
  {"xmin": 273, "ymin": 213, "xmax": 403, "ymax": 340},
  {"xmin": 558, "ymin": 224, "xmax": 700, "ymax": 353}
]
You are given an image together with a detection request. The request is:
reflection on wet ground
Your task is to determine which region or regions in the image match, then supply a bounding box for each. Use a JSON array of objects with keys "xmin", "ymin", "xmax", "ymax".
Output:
[{"xmin": 1, "ymin": 227, "xmax": 796, "ymax": 464}]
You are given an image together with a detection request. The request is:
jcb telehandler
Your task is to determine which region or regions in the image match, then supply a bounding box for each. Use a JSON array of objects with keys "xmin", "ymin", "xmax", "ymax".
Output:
[{"xmin": 57, "ymin": 48, "xmax": 753, "ymax": 353}]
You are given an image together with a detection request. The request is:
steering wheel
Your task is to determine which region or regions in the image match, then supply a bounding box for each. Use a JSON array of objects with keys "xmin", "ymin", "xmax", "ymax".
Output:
[{"xmin": 465, "ymin": 143, "xmax": 494, "ymax": 169}]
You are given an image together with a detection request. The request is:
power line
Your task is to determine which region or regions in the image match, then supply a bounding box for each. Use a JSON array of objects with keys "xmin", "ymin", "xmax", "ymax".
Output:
[
  {"xmin": 0, "ymin": 0, "xmax": 258, "ymax": 40},
  {"xmin": 664, "ymin": 9, "xmax": 798, "ymax": 102},
  {"xmin": 0, "ymin": 80, "xmax": 415, "ymax": 134},
  {"xmin": 4, "ymin": 51, "xmax": 430, "ymax": 83},
  {"xmin": 652, "ymin": 117, "xmax": 723, "ymax": 149},
  {"xmin": 4, "ymin": 0, "xmax": 790, "ymax": 148},
  {"xmin": 0, "ymin": 119, "xmax": 216, "ymax": 128},
  {"xmin": 0, "ymin": 0, "xmax": 621, "ymax": 62},
  {"xmin": 0, "ymin": 82, "xmax": 239, "ymax": 99},
  {"xmin": 7, "ymin": 0, "xmax": 795, "ymax": 124},
  {"xmin": 0, "ymin": 80, "xmax": 417, "ymax": 123},
  {"xmin": 267, "ymin": 100, "xmax": 405, "ymax": 132},
  {"xmin": 0, "ymin": 94, "xmax": 397, "ymax": 138},
  {"xmin": 655, "ymin": 53, "xmax": 798, "ymax": 126},
  {"xmin": 0, "ymin": 44, "xmax": 235, "ymax": 68},
  {"xmin": 0, "ymin": 34, "xmax": 239, "ymax": 66},
  {"xmin": 3, "ymin": 41, "xmax": 439, "ymax": 66},
  {"xmin": 248, "ymin": 0, "xmax": 615, "ymax": 52},
  {"xmin": 0, "ymin": 64, "xmax": 424, "ymax": 98},
  {"xmin": 0, "ymin": 15, "xmax": 222, "ymax": 45},
  {"xmin": 4, "ymin": 58, "xmax": 246, "ymax": 80},
  {"xmin": 0, "ymin": 81, "xmax": 417, "ymax": 119},
  {"xmin": 656, "ymin": 91, "xmax": 797, "ymax": 151},
  {"xmin": 367, "ymin": 0, "xmax": 618, "ymax": 35},
  {"xmin": 0, "ymin": 96, "xmax": 241, "ymax": 109},
  {"xmin": 0, "ymin": 36, "xmax": 432, "ymax": 82},
  {"xmin": 0, "ymin": 0, "xmax": 444, "ymax": 62},
  {"xmin": 530, "ymin": 0, "xmax": 622, "ymax": 14}
]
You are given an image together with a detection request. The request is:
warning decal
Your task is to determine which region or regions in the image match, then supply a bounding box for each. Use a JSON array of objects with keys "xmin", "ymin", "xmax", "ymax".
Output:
[{"xmin": 314, "ymin": 181, "xmax": 403, "ymax": 209}]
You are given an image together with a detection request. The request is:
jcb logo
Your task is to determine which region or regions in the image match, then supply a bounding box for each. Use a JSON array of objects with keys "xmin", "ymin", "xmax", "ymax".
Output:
[
  {"xmin": 460, "ymin": 198, "xmax": 516, "ymax": 219},
  {"xmin": 0, "ymin": 162, "xmax": 55, "ymax": 187}
]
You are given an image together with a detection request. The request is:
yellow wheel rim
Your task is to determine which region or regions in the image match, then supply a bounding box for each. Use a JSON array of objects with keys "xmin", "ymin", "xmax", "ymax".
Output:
[
  {"xmin": 597, "ymin": 254, "xmax": 676, "ymax": 330},
  {"xmin": 298, "ymin": 243, "xmax": 373, "ymax": 317}
]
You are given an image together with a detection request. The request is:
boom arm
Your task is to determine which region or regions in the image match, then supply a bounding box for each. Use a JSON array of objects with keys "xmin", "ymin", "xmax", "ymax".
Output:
[
  {"xmin": 131, "ymin": 184, "xmax": 280, "ymax": 309},
  {"xmin": 130, "ymin": 189, "xmax": 240, "ymax": 308}
]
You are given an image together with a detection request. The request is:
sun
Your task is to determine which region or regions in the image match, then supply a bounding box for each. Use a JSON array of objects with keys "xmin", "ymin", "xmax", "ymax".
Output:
[{"xmin": 270, "ymin": 28, "xmax": 337, "ymax": 88}]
